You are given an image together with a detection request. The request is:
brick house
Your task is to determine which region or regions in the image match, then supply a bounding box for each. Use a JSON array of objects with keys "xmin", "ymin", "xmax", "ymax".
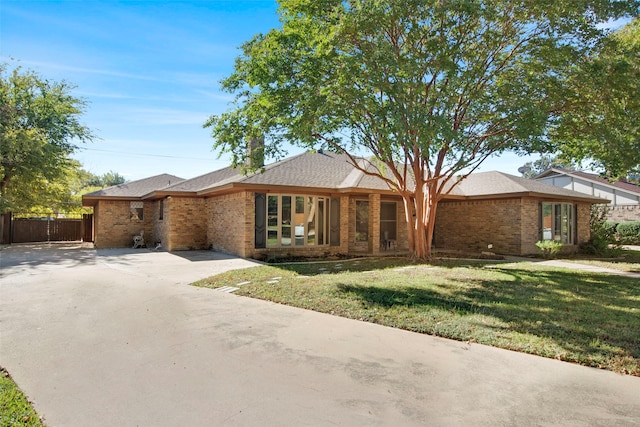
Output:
[{"xmin": 82, "ymin": 151, "xmax": 605, "ymax": 257}]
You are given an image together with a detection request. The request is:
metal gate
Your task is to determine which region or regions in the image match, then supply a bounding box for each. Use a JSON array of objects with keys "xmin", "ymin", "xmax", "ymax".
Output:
[{"xmin": 1, "ymin": 213, "xmax": 93, "ymax": 244}]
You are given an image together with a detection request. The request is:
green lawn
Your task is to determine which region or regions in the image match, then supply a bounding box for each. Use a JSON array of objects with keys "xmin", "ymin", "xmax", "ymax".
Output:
[
  {"xmin": 0, "ymin": 368, "xmax": 44, "ymax": 427},
  {"xmin": 193, "ymin": 257, "xmax": 640, "ymax": 376}
]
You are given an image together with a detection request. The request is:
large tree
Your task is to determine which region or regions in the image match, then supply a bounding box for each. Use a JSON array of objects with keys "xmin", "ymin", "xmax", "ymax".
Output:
[
  {"xmin": 0, "ymin": 64, "xmax": 94, "ymax": 212},
  {"xmin": 551, "ymin": 18, "xmax": 640, "ymax": 180},
  {"xmin": 206, "ymin": 0, "xmax": 638, "ymax": 259}
]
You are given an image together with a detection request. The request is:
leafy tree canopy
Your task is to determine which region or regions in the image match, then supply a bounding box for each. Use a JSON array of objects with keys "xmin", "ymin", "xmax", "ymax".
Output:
[
  {"xmin": 86, "ymin": 170, "xmax": 126, "ymax": 188},
  {"xmin": 0, "ymin": 63, "xmax": 94, "ymax": 212},
  {"xmin": 551, "ymin": 18, "xmax": 640, "ymax": 179},
  {"xmin": 206, "ymin": 0, "xmax": 639, "ymax": 258},
  {"xmin": 5, "ymin": 166, "xmax": 127, "ymax": 216},
  {"xmin": 518, "ymin": 154, "xmax": 575, "ymax": 179}
]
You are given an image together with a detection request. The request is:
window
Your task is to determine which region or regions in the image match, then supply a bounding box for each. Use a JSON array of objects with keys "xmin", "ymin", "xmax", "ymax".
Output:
[
  {"xmin": 130, "ymin": 201, "xmax": 143, "ymax": 221},
  {"xmin": 355, "ymin": 200, "xmax": 369, "ymax": 242},
  {"xmin": 263, "ymin": 194, "xmax": 330, "ymax": 248},
  {"xmin": 159, "ymin": 199, "xmax": 164, "ymax": 221},
  {"xmin": 541, "ymin": 203, "xmax": 574, "ymax": 244},
  {"xmin": 380, "ymin": 202, "xmax": 397, "ymax": 242}
]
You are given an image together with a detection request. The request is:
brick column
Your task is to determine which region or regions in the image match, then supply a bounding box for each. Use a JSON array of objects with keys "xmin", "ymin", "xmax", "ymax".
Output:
[
  {"xmin": 340, "ymin": 195, "xmax": 350, "ymax": 253},
  {"xmin": 369, "ymin": 193, "xmax": 380, "ymax": 254}
]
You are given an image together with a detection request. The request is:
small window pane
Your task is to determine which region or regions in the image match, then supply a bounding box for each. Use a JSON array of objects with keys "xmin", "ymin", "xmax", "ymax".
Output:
[
  {"xmin": 267, "ymin": 196, "xmax": 279, "ymax": 247},
  {"xmin": 130, "ymin": 201, "xmax": 143, "ymax": 221},
  {"xmin": 380, "ymin": 202, "xmax": 397, "ymax": 241},
  {"xmin": 306, "ymin": 196, "xmax": 315, "ymax": 245},
  {"xmin": 317, "ymin": 199, "xmax": 325, "ymax": 245},
  {"xmin": 282, "ymin": 196, "xmax": 292, "ymax": 246},
  {"xmin": 355, "ymin": 200, "xmax": 369, "ymax": 242}
]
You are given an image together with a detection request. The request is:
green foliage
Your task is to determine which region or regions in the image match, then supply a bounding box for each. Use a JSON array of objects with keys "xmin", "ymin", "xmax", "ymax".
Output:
[
  {"xmin": 580, "ymin": 206, "xmax": 621, "ymax": 256},
  {"xmin": 551, "ymin": 19, "xmax": 640, "ymax": 179},
  {"xmin": 604, "ymin": 221, "xmax": 620, "ymax": 236},
  {"xmin": 0, "ymin": 368, "xmax": 43, "ymax": 427},
  {"xmin": 518, "ymin": 154, "xmax": 575, "ymax": 178},
  {"xmin": 0, "ymin": 63, "xmax": 94, "ymax": 213},
  {"xmin": 536, "ymin": 240, "xmax": 564, "ymax": 258},
  {"xmin": 206, "ymin": 0, "xmax": 638, "ymax": 258},
  {"xmin": 86, "ymin": 170, "xmax": 126, "ymax": 188},
  {"xmin": 616, "ymin": 221, "xmax": 640, "ymax": 244}
]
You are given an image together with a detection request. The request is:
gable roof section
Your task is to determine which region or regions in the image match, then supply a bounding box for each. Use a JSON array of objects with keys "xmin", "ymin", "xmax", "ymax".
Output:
[
  {"xmin": 162, "ymin": 151, "xmax": 384, "ymax": 195},
  {"xmin": 536, "ymin": 168, "xmax": 640, "ymax": 195},
  {"xmin": 237, "ymin": 151, "xmax": 362, "ymax": 189},
  {"xmin": 161, "ymin": 166, "xmax": 242, "ymax": 193},
  {"xmin": 456, "ymin": 171, "xmax": 606, "ymax": 202},
  {"xmin": 82, "ymin": 174, "xmax": 184, "ymax": 206}
]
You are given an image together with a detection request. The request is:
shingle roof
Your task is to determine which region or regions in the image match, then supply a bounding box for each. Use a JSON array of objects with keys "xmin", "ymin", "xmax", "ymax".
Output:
[
  {"xmin": 240, "ymin": 151, "xmax": 360, "ymax": 188},
  {"xmin": 162, "ymin": 166, "xmax": 241, "ymax": 192},
  {"xmin": 457, "ymin": 171, "xmax": 604, "ymax": 201},
  {"xmin": 539, "ymin": 168, "xmax": 640, "ymax": 195},
  {"xmin": 84, "ymin": 174, "xmax": 184, "ymax": 198},
  {"xmin": 83, "ymin": 153, "xmax": 606, "ymax": 204}
]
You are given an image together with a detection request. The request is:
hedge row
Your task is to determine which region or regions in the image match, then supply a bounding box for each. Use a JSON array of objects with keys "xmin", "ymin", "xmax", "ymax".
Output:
[{"xmin": 604, "ymin": 221, "xmax": 640, "ymax": 244}]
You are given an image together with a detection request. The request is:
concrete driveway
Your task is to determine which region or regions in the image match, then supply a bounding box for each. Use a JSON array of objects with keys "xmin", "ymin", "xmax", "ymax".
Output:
[{"xmin": 1, "ymin": 243, "xmax": 639, "ymax": 426}]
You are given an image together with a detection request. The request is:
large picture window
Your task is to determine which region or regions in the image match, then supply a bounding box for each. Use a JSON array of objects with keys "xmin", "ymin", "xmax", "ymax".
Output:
[
  {"xmin": 263, "ymin": 194, "xmax": 330, "ymax": 248},
  {"xmin": 541, "ymin": 203, "xmax": 575, "ymax": 244}
]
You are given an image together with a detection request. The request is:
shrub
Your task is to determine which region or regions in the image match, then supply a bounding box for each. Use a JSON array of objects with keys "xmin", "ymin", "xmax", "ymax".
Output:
[
  {"xmin": 616, "ymin": 221, "xmax": 640, "ymax": 244},
  {"xmin": 536, "ymin": 240, "xmax": 563, "ymax": 258},
  {"xmin": 603, "ymin": 221, "xmax": 619, "ymax": 240},
  {"xmin": 580, "ymin": 206, "xmax": 621, "ymax": 256}
]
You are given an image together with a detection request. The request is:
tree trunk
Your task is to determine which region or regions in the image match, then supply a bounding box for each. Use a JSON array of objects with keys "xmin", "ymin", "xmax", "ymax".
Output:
[{"xmin": 401, "ymin": 179, "xmax": 440, "ymax": 260}]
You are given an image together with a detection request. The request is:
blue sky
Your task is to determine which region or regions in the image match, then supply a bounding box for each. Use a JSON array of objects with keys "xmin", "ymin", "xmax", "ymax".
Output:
[{"xmin": 1, "ymin": 0, "xmax": 543, "ymax": 181}]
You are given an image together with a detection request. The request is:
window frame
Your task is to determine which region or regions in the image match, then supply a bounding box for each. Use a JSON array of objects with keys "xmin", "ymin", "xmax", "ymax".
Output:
[
  {"xmin": 130, "ymin": 201, "xmax": 143, "ymax": 221},
  {"xmin": 263, "ymin": 194, "xmax": 330, "ymax": 248},
  {"xmin": 355, "ymin": 200, "xmax": 369, "ymax": 242},
  {"xmin": 380, "ymin": 201, "xmax": 397, "ymax": 241},
  {"xmin": 540, "ymin": 202, "xmax": 575, "ymax": 244}
]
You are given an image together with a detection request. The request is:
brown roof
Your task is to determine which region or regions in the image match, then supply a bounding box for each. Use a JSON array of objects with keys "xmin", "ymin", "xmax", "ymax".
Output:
[
  {"xmin": 83, "ymin": 153, "xmax": 607, "ymax": 204},
  {"xmin": 457, "ymin": 171, "xmax": 605, "ymax": 201},
  {"xmin": 536, "ymin": 168, "xmax": 640, "ymax": 195},
  {"xmin": 84, "ymin": 174, "xmax": 184, "ymax": 198}
]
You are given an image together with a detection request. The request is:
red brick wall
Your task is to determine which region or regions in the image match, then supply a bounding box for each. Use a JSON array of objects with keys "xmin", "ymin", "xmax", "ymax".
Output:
[
  {"xmin": 435, "ymin": 198, "xmax": 524, "ymax": 255},
  {"xmin": 435, "ymin": 198, "xmax": 593, "ymax": 256},
  {"xmin": 93, "ymin": 200, "xmax": 152, "ymax": 248},
  {"xmin": 207, "ymin": 192, "xmax": 252, "ymax": 257},
  {"xmin": 164, "ymin": 197, "xmax": 207, "ymax": 250}
]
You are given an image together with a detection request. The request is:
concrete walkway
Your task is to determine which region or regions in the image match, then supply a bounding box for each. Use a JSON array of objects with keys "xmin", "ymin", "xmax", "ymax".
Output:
[
  {"xmin": 536, "ymin": 259, "xmax": 640, "ymax": 278},
  {"xmin": 1, "ymin": 244, "xmax": 639, "ymax": 426}
]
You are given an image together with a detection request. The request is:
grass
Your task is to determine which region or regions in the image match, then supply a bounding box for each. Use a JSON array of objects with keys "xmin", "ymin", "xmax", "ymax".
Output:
[
  {"xmin": 564, "ymin": 249, "xmax": 640, "ymax": 273},
  {"xmin": 193, "ymin": 256, "xmax": 640, "ymax": 376},
  {"xmin": 0, "ymin": 367, "xmax": 44, "ymax": 427}
]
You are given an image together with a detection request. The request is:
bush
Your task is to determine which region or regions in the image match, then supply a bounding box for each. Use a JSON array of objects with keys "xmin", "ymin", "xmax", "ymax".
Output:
[
  {"xmin": 536, "ymin": 240, "xmax": 563, "ymax": 258},
  {"xmin": 616, "ymin": 221, "xmax": 640, "ymax": 244},
  {"xmin": 580, "ymin": 206, "xmax": 619, "ymax": 256},
  {"xmin": 603, "ymin": 221, "xmax": 619, "ymax": 240}
]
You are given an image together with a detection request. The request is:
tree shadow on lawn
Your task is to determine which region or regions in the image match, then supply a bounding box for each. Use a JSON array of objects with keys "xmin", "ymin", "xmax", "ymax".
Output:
[{"xmin": 336, "ymin": 267, "xmax": 640, "ymax": 373}]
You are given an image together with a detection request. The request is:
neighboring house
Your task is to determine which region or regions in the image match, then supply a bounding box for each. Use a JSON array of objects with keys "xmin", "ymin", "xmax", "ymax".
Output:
[
  {"xmin": 83, "ymin": 151, "xmax": 606, "ymax": 257},
  {"xmin": 535, "ymin": 168, "xmax": 640, "ymax": 222}
]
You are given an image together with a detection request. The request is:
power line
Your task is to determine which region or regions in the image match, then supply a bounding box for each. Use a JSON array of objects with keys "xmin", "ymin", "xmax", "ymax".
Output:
[{"xmin": 77, "ymin": 147, "xmax": 222, "ymax": 162}]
